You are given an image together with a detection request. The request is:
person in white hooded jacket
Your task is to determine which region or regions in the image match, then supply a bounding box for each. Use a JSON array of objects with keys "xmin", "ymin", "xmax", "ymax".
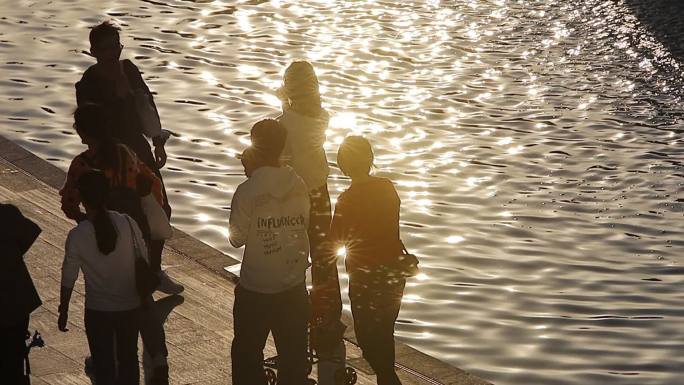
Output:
[{"xmin": 229, "ymin": 119, "xmax": 311, "ymax": 385}]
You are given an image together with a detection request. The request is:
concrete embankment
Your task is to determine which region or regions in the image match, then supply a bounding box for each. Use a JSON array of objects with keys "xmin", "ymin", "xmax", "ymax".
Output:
[{"xmin": 0, "ymin": 135, "xmax": 492, "ymax": 385}]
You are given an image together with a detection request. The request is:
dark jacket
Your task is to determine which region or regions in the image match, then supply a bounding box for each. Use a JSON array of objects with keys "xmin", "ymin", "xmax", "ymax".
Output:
[
  {"xmin": 75, "ymin": 59, "xmax": 160, "ymax": 170},
  {"xmin": 0, "ymin": 204, "xmax": 42, "ymax": 326},
  {"xmin": 329, "ymin": 177, "xmax": 404, "ymax": 276}
]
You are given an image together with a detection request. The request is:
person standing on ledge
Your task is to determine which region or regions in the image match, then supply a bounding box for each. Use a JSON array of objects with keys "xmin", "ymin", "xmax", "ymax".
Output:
[
  {"xmin": 330, "ymin": 136, "xmax": 407, "ymax": 385},
  {"xmin": 0, "ymin": 204, "xmax": 42, "ymax": 385},
  {"xmin": 58, "ymin": 171, "xmax": 145, "ymax": 385},
  {"xmin": 60, "ymin": 104, "xmax": 172, "ymax": 385},
  {"xmin": 276, "ymin": 61, "xmax": 346, "ymax": 381},
  {"xmin": 75, "ymin": 20, "xmax": 182, "ymax": 295},
  {"xmin": 229, "ymin": 119, "xmax": 311, "ymax": 385}
]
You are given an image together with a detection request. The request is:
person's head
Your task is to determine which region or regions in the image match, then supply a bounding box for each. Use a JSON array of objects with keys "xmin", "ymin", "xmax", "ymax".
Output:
[
  {"xmin": 89, "ymin": 21, "xmax": 122, "ymax": 64},
  {"xmin": 73, "ymin": 103, "xmax": 111, "ymax": 148},
  {"xmin": 239, "ymin": 147, "xmax": 258, "ymax": 177},
  {"xmin": 337, "ymin": 135, "xmax": 374, "ymax": 179},
  {"xmin": 77, "ymin": 170, "xmax": 109, "ymax": 211},
  {"xmin": 74, "ymin": 103, "xmax": 118, "ymax": 169},
  {"xmin": 280, "ymin": 60, "xmax": 323, "ymax": 116},
  {"xmin": 249, "ymin": 118, "xmax": 287, "ymax": 168},
  {"xmin": 77, "ymin": 170, "xmax": 117, "ymax": 254}
]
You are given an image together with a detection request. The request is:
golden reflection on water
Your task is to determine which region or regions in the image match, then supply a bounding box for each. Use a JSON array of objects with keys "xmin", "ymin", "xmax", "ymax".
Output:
[
  {"xmin": 446, "ymin": 235, "xmax": 465, "ymax": 244},
  {"xmin": 3, "ymin": 1, "xmax": 684, "ymax": 384}
]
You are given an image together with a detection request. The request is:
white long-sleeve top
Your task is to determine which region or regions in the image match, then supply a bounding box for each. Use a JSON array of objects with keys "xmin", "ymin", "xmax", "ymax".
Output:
[
  {"xmin": 62, "ymin": 211, "xmax": 146, "ymax": 312},
  {"xmin": 229, "ymin": 166, "xmax": 310, "ymax": 293},
  {"xmin": 279, "ymin": 109, "xmax": 330, "ymax": 191}
]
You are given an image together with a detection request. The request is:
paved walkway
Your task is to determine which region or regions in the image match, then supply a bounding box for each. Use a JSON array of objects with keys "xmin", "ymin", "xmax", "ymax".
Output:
[{"xmin": 0, "ymin": 135, "xmax": 491, "ymax": 385}]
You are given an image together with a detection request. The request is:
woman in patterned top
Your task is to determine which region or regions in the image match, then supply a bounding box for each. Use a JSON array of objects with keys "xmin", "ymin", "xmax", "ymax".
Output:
[
  {"xmin": 59, "ymin": 103, "xmax": 172, "ymax": 385},
  {"xmin": 60, "ymin": 104, "xmax": 163, "ymax": 228}
]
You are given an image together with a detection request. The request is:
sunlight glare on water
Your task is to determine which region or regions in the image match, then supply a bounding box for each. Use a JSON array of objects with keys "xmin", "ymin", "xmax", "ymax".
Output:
[{"xmin": 1, "ymin": 1, "xmax": 684, "ymax": 384}]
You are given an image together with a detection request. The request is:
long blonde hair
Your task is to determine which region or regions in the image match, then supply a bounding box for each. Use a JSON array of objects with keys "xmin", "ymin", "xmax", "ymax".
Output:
[{"xmin": 282, "ymin": 61, "xmax": 324, "ymax": 117}]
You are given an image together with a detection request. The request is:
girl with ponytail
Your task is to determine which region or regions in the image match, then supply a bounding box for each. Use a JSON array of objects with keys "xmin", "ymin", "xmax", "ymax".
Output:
[
  {"xmin": 80, "ymin": 170, "xmax": 117, "ymax": 254},
  {"xmin": 58, "ymin": 170, "xmax": 147, "ymax": 385},
  {"xmin": 61, "ymin": 103, "xmax": 183, "ymax": 298},
  {"xmin": 60, "ymin": 104, "xmax": 178, "ymax": 385}
]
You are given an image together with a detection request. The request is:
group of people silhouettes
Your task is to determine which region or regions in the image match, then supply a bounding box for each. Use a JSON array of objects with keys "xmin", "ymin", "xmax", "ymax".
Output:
[{"xmin": 2, "ymin": 20, "xmax": 411, "ymax": 385}]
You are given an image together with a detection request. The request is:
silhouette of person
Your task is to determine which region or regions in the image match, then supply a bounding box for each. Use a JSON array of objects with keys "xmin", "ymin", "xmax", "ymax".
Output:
[
  {"xmin": 276, "ymin": 61, "xmax": 344, "ymax": 363},
  {"xmin": 0, "ymin": 204, "xmax": 42, "ymax": 385},
  {"xmin": 330, "ymin": 136, "xmax": 406, "ymax": 385},
  {"xmin": 229, "ymin": 119, "xmax": 311, "ymax": 385},
  {"xmin": 60, "ymin": 103, "xmax": 163, "ymax": 234},
  {"xmin": 58, "ymin": 171, "xmax": 144, "ymax": 385},
  {"xmin": 60, "ymin": 104, "xmax": 173, "ymax": 385},
  {"xmin": 75, "ymin": 20, "xmax": 181, "ymax": 294}
]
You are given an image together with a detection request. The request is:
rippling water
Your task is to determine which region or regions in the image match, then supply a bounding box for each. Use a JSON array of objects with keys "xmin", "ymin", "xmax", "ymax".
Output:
[{"xmin": 2, "ymin": 1, "xmax": 683, "ymax": 384}]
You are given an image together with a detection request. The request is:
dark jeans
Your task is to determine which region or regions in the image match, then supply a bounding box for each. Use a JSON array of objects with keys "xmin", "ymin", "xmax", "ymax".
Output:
[
  {"xmin": 84, "ymin": 308, "xmax": 141, "ymax": 385},
  {"xmin": 149, "ymin": 165, "xmax": 171, "ymax": 273},
  {"xmin": 307, "ymin": 185, "xmax": 340, "ymax": 315},
  {"xmin": 140, "ymin": 296, "xmax": 169, "ymax": 361},
  {"xmin": 149, "ymin": 238, "xmax": 165, "ymax": 273},
  {"xmin": 0, "ymin": 316, "xmax": 29, "ymax": 384},
  {"xmin": 139, "ymin": 160, "xmax": 172, "ymax": 364},
  {"xmin": 307, "ymin": 185, "xmax": 344, "ymax": 352},
  {"xmin": 349, "ymin": 275, "xmax": 406, "ymax": 385},
  {"xmin": 308, "ymin": 184, "xmax": 332, "ymax": 273},
  {"xmin": 231, "ymin": 282, "xmax": 309, "ymax": 385}
]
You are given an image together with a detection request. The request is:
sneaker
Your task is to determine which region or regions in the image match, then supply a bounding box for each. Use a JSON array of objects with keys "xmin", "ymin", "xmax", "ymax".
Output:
[{"xmin": 156, "ymin": 271, "xmax": 184, "ymax": 295}]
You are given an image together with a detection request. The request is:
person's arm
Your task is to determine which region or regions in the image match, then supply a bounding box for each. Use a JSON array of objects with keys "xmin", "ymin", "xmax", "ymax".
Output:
[
  {"xmin": 123, "ymin": 146, "xmax": 164, "ymax": 205},
  {"xmin": 59, "ymin": 157, "xmax": 89, "ymax": 223},
  {"xmin": 58, "ymin": 232, "xmax": 81, "ymax": 332},
  {"xmin": 58, "ymin": 285, "xmax": 73, "ymax": 332},
  {"xmin": 124, "ymin": 60, "xmax": 168, "ymax": 166},
  {"xmin": 140, "ymin": 165, "xmax": 163, "ymax": 205},
  {"xmin": 275, "ymin": 86, "xmax": 290, "ymax": 113},
  {"xmin": 329, "ymin": 193, "xmax": 351, "ymax": 248},
  {"xmin": 328, "ymin": 192, "xmax": 359, "ymax": 267},
  {"xmin": 75, "ymin": 69, "xmax": 99, "ymax": 107},
  {"xmin": 310, "ymin": 112, "xmax": 329, "ymax": 149},
  {"xmin": 229, "ymin": 185, "xmax": 250, "ymax": 248},
  {"xmin": 127, "ymin": 215, "xmax": 150, "ymax": 263}
]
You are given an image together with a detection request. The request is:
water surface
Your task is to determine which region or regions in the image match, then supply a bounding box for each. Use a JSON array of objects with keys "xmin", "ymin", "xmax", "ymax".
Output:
[{"xmin": 1, "ymin": 1, "xmax": 683, "ymax": 384}]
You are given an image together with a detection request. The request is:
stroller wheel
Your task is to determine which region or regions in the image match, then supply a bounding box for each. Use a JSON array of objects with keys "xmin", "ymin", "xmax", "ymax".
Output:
[
  {"xmin": 264, "ymin": 368, "xmax": 277, "ymax": 385},
  {"xmin": 334, "ymin": 367, "xmax": 357, "ymax": 385},
  {"xmin": 344, "ymin": 367, "xmax": 357, "ymax": 385},
  {"xmin": 307, "ymin": 378, "xmax": 318, "ymax": 385}
]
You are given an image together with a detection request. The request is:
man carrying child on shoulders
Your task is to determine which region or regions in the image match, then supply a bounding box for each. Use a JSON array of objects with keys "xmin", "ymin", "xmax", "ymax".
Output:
[{"xmin": 229, "ymin": 119, "xmax": 311, "ymax": 385}]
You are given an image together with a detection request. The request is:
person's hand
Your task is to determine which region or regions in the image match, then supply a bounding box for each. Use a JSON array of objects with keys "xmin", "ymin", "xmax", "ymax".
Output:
[
  {"xmin": 275, "ymin": 86, "xmax": 290, "ymax": 111},
  {"xmin": 154, "ymin": 145, "xmax": 167, "ymax": 168},
  {"xmin": 58, "ymin": 311, "xmax": 69, "ymax": 332}
]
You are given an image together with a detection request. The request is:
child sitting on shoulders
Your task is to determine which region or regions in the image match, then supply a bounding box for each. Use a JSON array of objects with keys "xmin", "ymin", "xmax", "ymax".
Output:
[{"xmin": 229, "ymin": 119, "xmax": 311, "ymax": 385}]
